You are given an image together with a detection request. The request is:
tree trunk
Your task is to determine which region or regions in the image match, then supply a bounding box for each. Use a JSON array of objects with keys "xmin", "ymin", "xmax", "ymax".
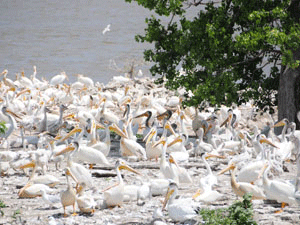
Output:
[{"xmin": 278, "ymin": 48, "xmax": 300, "ymax": 129}]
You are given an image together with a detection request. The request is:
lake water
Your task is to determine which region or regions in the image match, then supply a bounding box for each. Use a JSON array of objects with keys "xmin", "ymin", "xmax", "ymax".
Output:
[{"xmin": 0, "ymin": 0, "xmax": 155, "ymax": 84}]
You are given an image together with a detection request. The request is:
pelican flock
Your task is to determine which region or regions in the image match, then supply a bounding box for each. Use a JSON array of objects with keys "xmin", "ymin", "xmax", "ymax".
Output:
[{"xmin": 0, "ymin": 67, "xmax": 300, "ymax": 224}]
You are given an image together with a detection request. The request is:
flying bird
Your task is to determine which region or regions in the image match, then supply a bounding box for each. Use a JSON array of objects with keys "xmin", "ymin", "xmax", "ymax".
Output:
[{"xmin": 102, "ymin": 24, "xmax": 111, "ymax": 35}]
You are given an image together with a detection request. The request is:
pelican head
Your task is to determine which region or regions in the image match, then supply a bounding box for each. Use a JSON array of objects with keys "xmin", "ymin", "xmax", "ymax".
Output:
[
  {"xmin": 19, "ymin": 160, "xmax": 36, "ymax": 170},
  {"xmin": 162, "ymin": 181, "xmax": 178, "ymax": 210},
  {"xmin": 116, "ymin": 159, "xmax": 141, "ymax": 175},
  {"xmin": 54, "ymin": 142, "xmax": 77, "ymax": 157},
  {"xmin": 218, "ymin": 162, "xmax": 236, "ymax": 175}
]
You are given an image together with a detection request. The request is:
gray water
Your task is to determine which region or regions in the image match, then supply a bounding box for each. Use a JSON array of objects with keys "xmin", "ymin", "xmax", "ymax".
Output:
[{"xmin": 0, "ymin": 0, "xmax": 155, "ymax": 84}]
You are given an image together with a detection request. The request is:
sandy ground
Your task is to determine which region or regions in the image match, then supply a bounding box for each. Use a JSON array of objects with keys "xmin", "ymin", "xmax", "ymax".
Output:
[{"xmin": 0, "ymin": 139, "xmax": 299, "ymax": 225}]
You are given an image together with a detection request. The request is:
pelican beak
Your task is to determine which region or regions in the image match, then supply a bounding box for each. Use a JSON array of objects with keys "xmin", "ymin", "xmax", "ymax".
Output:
[
  {"xmin": 238, "ymin": 132, "xmax": 245, "ymax": 139},
  {"xmin": 63, "ymin": 113, "xmax": 75, "ymax": 120},
  {"xmin": 16, "ymin": 88, "xmax": 31, "ymax": 98},
  {"xmin": 119, "ymin": 163, "xmax": 142, "ymax": 176},
  {"xmin": 203, "ymin": 124, "xmax": 213, "ymax": 136},
  {"xmin": 168, "ymin": 155, "xmax": 179, "ymax": 167},
  {"xmin": 66, "ymin": 168, "xmax": 78, "ymax": 184},
  {"xmin": 19, "ymin": 161, "xmax": 36, "ymax": 169},
  {"xmin": 205, "ymin": 153, "xmax": 226, "ymax": 160},
  {"xmin": 120, "ymin": 97, "xmax": 132, "ymax": 107},
  {"xmin": 96, "ymin": 123, "xmax": 105, "ymax": 129},
  {"xmin": 54, "ymin": 134, "xmax": 62, "ymax": 141},
  {"xmin": 238, "ymin": 132, "xmax": 251, "ymax": 145},
  {"xmin": 192, "ymin": 189, "xmax": 202, "ymax": 200},
  {"xmin": 54, "ymin": 144, "xmax": 75, "ymax": 157},
  {"xmin": 180, "ymin": 112, "xmax": 186, "ymax": 121},
  {"xmin": 165, "ymin": 122, "xmax": 176, "ymax": 136},
  {"xmin": 257, "ymin": 162, "xmax": 269, "ymax": 179},
  {"xmin": 47, "ymin": 96, "xmax": 55, "ymax": 104},
  {"xmin": 167, "ymin": 136, "xmax": 182, "ymax": 148},
  {"xmin": 152, "ymin": 137, "xmax": 166, "ymax": 148},
  {"xmin": 259, "ymin": 138, "xmax": 279, "ymax": 149},
  {"xmin": 76, "ymin": 184, "xmax": 84, "ymax": 194},
  {"xmin": 220, "ymin": 114, "xmax": 232, "ymax": 127},
  {"xmin": 144, "ymin": 128, "xmax": 155, "ymax": 144},
  {"xmin": 162, "ymin": 188, "xmax": 174, "ymax": 210},
  {"xmin": 60, "ymin": 127, "xmax": 82, "ymax": 142},
  {"xmin": 273, "ymin": 119, "xmax": 286, "ymax": 128},
  {"xmin": 218, "ymin": 163, "xmax": 235, "ymax": 175},
  {"xmin": 157, "ymin": 111, "xmax": 170, "ymax": 121},
  {"xmin": 109, "ymin": 123, "xmax": 127, "ymax": 138},
  {"xmin": 6, "ymin": 108, "xmax": 22, "ymax": 119},
  {"xmin": 134, "ymin": 111, "xmax": 150, "ymax": 119}
]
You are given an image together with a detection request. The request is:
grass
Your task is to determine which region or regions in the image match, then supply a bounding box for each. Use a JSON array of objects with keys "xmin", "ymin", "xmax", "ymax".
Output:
[
  {"xmin": 198, "ymin": 193, "xmax": 257, "ymax": 225},
  {"xmin": 0, "ymin": 121, "xmax": 6, "ymax": 134},
  {"xmin": 12, "ymin": 209, "xmax": 21, "ymax": 219},
  {"xmin": 0, "ymin": 200, "xmax": 6, "ymax": 216}
]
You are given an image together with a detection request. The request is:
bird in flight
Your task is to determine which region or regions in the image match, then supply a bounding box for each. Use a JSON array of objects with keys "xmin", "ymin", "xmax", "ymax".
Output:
[{"xmin": 102, "ymin": 24, "xmax": 111, "ymax": 35}]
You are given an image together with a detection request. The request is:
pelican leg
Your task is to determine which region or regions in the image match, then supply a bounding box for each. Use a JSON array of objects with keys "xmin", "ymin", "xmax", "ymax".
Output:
[
  {"xmin": 275, "ymin": 202, "xmax": 287, "ymax": 213},
  {"xmin": 72, "ymin": 204, "xmax": 77, "ymax": 216},
  {"xmin": 63, "ymin": 206, "xmax": 67, "ymax": 217}
]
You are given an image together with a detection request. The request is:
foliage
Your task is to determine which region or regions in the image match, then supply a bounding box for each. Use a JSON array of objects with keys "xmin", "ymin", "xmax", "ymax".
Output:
[
  {"xmin": 12, "ymin": 209, "xmax": 21, "ymax": 219},
  {"xmin": 0, "ymin": 121, "xmax": 6, "ymax": 134},
  {"xmin": 198, "ymin": 193, "xmax": 257, "ymax": 225},
  {"xmin": 0, "ymin": 200, "xmax": 6, "ymax": 216},
  {"xmin": 136, "ymin": 133, "xmax": 144, "ymax": 139},
  {"xmin": 0, "ymin": 200, "xmax": 6, "ymax": 208},
  {"xmin": 125, "ymin": 0, "xmax": 300, "ymax": 111}
]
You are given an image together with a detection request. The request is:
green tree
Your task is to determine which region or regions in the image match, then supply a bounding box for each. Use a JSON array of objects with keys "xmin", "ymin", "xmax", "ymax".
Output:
[{"xmin": 126, "ymin": 0, "xmax": 300, "ymax": 127}]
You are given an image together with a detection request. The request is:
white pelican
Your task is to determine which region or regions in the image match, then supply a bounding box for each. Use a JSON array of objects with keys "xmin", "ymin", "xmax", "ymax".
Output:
[
  {"xmin": 47, "ymin": 104, "xmax": 68, "ymax": 134},
  {"xmin": 162, "ymin": 181, "xmax": 199, "ymax": 223},
  {"xmin": 236, "ymin": 134, "xmax": 279, "ymax": 184},
  {"xmin": 54, "ymin": 143, "xmax": 94, "ymax": 188},
  {"xmin": 194, "ymin": 127, "xmax": 214, "ymax": 155},
  {"xmin": 1, "ymin": 69, "xmax": 16, "ymax": 90},
  {"xmin": 103, "ymin": 159, "xmax": 141, "ymax": 207},
  {"xmin": 61, "ymin": 167, "xmax": 78, "ymax": 217},
  {"xmin": 262, "ymin": 162, "xmax": 299, "ymax": 213},
  {"xmin": 192, "ymin": 180, "xmax": 223, "ymax": 203},
  {"xmin": 273, "ymin": 118, "xmax": 295, "ymax": 161},
  {"xmin": 39, "ymin": 189, "xmax": 60, "ymax": 209},
  {"xmin": 76, "ymin": 182, "xmax": 96, "ymax": 214},
  {"xmin": 109, "ymin": 123, "xmax": 147, "ymax": 160},
  {"xmin": 0, "ymin": 106, "xmax": 20, "ymax": 140},
  {"xmin": 193, "ymin": 153, "xmax": 224, "ymax": 203},
  {"xmin": 19, "ymin": 160, "xmax": 60, "ymax": 187},
  {"xmin": 88, "ymin": 122, "xmax": 111, "ymax": 157},
  {"xmin": 153, "ymin": 138, "xmax": 179, "ymax": 184},
  {"xmin": 19, "ymin": 71, "xmax": 33, "ymax": 89},
  {"xmin": 31, "ymin": 66, "xmax": 48, "ymax": 90},
  {"xmin": 59, "ymin": 141, "xmax": 110, "ymax": 168},
  {"xmin": 144, "ymin": 126, "xmax": 162, "ymax": 161},
  {"xmin": 169, "ymin": 154, "xmax": 193, "ymax": 184},
  {"xmin": 18, "ymin": 181, "xmax": 53, "ymax": 198},
  {"xmin": 167, "ymin": 134, "xmax": 189, "ymax": 163},
  {"xmin": 75, "ymin": 74, "xmax": 94, "ymax": 88},
  {"xmin": 219, "ymin": 163, "xmax": 266, "ymax": 200},
  {"xmin": 200, "ymin": 152, "xmax": 225, "ymax": 188},
  {"xmin": 50, "ymin": 72, "xmax": 68, "ymax": 86}
]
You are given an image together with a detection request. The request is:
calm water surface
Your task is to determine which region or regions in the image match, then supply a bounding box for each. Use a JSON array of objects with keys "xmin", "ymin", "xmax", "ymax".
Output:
[{"xmin": 0, "ymin": 0, "xmax": 155, "ymax": 84}]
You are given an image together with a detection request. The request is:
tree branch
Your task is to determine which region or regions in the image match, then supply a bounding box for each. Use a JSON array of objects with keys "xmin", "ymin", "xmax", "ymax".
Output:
[{"xmin": 185, "ymin": 0, "xmax": 221, "ymax": 8}]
